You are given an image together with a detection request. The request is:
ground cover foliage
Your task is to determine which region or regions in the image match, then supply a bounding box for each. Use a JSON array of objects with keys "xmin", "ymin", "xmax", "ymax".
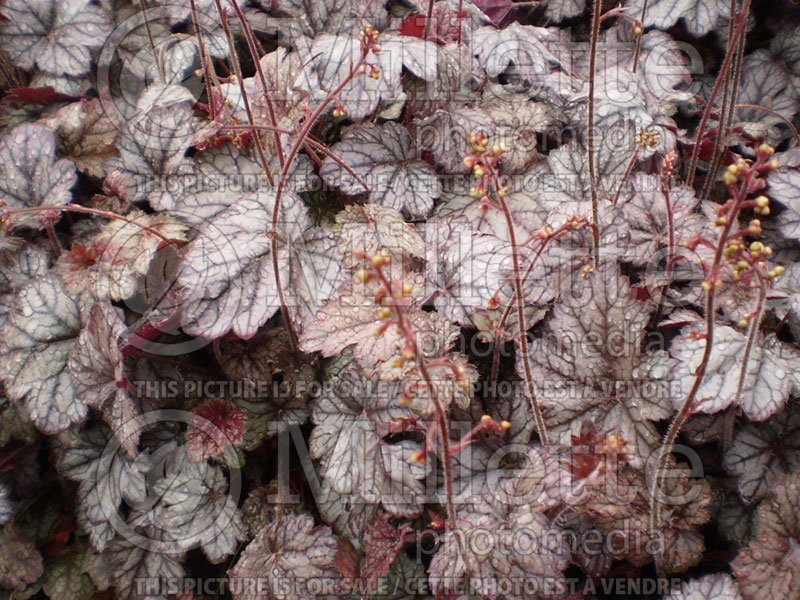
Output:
[{"xmin": 1, "ymin": 0, "xmax": 800, "ymax": 598}]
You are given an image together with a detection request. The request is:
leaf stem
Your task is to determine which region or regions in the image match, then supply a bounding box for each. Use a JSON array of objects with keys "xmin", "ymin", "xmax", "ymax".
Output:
[
  {"xmin": 368, "ymin": 261, "xmax": 458, "ymax": 531},
  {"xmin": 648, "ymin": 148, "xmax": 766, "ymax": 568},
  {"xmin": 2, "ymin": 205, "xmax": 181, "ymax": 246},
  {"xmin": 631, "ymin": 0, "xmax": 648, "ymax": 72},
  {"xmin": 271, "ymin": 55, "xmax": 370, "ymax": 346},
  {"xmin": 587, "ymin": 0, "xmax": 602, "ymax": 268},
  {"xmin": 212, "ymin": 0, "xmax": 276, "ymax": 188},
  {"xmin": 685, "ymin": 0, "xmax": 751, "ymax": 188},
  {"xmin": 227, "ymin": 0, "xmax": 286, "ymax": 169},
  {"xmin": 487, "ymin": 169, "xmax": 549, "ymax": 444}
]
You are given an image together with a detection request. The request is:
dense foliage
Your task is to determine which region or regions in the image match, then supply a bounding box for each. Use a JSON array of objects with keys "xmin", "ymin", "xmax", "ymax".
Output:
[{"xmin": 1, "ymin": 0, "xmax": 800, "ymax": 598}]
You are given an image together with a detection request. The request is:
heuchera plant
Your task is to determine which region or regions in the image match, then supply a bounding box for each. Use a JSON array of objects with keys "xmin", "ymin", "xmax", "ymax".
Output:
[{"xmin": 1, "ymin": 0, "xmax": 800, "ymax": 598}]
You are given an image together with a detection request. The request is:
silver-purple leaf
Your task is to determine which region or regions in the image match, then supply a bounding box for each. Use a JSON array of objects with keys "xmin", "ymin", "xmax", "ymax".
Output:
[
  {"xmin": 0, "ymin": 483, "xmax": 13, "ymax": 525},
  {"xmin": 285, "ymin": 227, "xmax": 349, "ymax": 337},
  {"xmin": 104, "ymin": 526, "xmax": 185, "ymax": 600},
  {"xmin": 617, "ymin": 173, "xmax": 705, "ymax": 266},
  {"xmin": 516, "ymin": 262, "xmax": 674, "ymax": 467},
  {"xmin": 310, "ymin": 360, "xmax": 427, "ymax": 517},
  {"xmin": 67, "ymin": 303, "xmax": 141, "ymax": 457},
  {"xmin": 624, "ymin": 0, "xmax": 731, "ymax": 37},
  {"xmin": 669, "ymin": 326, "xmax": 800, "ymax": 421},
  {"xmin": 229, "ymin": 513, "xmax": 345, "ymax": 600},
  {"xmin": 723, "ymin": 406, "xmax": 800, "ymax": 505},
  {"xmin": 545, "ymin": 0, "xmax": 586, "ymax": 22},
  {"xmin": 416, "ymin": 106, "xmax": 495, "ymax": 173},
  {"xmin": 175, "ymin": 190, "xmax": 309, "ymax": 339},
  {"xmin": 296, "ymin": 32, "xmax": 436, "ymax": 120},
  {"xmin": 320, "ymin": 122, "xmax": 438, "ymax": 217},
  {"xmin": 0, "ymin": 0, "xmax": 112, "ymax": 76},
  {"xmin": 103, "ymin": 102, "xmax": 197, "ymax": 209},
  {"xmin": 57, "ymin": 424, "xmax": 150, "ymax": 551},
  {"xmin": 40, "ymin": 98, "xmax": 119, "ymax": 178},
  {"xmin": 0, "ymin": 275, "xmax": 87, "ymax": 433},
  {"xmin": 0, "ymin": 245, "xmax": 49, "ymax": 330},
  {"xmin": 334, "ymin": 204, "xmax": 426, "ymax": 266},
  {"xmin": 146, "ymin": 445, "xmax": 246, "ymax": 563},
  {"xmin": 732, "ymin": 471, "xmax": 800, "ymax": 600},
  {"xmin": 666, "ymin": 574, "xmax": 743, "ymax": 600},
  {"xmin": 732, "ymin": 51, "xmax": 799, "ymax": 143},
  {"xmin": 770, "ymin": 168, "xmax": 800, "ymax": 239},
  {"xmin": 429, "ymin": 492, "xmax": 570, "ymax": 599},
  {"xmin": 0, "ymin": 123, "xmax": 77, "ymax": 229},
  {"xmin": 471, "ymin": 22, "xmax": 570, "ymax": 84}
]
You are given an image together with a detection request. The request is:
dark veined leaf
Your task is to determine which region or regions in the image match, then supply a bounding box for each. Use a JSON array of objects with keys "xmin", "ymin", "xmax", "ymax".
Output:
[
  {"xmin": 309, "ymin": 359, "xmax": 427, "ymax": 517},
  {"xmin": 56, "ymin": 423, "xmax": 150, "ymax": 551},
  {"xmin": 478, "ymin": 84, "xmax": 553, "ymax": 174},
  {"xmin": 407, "ymin": 43, "xmax": 481, "ymax": 118},
  {"xmin": 320, "ymin": 122, "xmax": 438, "ymax": 218},
  {"xmin": 471, "ymin": 22, "xmax": 570, "ymax": 84},
  {"xmin": 429, "ymin": 487, "xmax": 571, "ymax": 599},
  {"xmin": 40, "ymin": 98, "xmax": 118, "ymax": 178},
  {"xmin": 279, "ymin": 0, "xmax": 387, "ymax": 42},
  {"xmin": 723, "ymin": 404, "xmax": 800, "ymax": 505},
  {"xmin": 295, "ymin": 31, "xmax": 437, "ymax": 120},
  {"xmin": 733, "ymin": 471, "xmax": 800, "ymax": 600},
  {"xmin": 0, "ymin": 123, "xmax": 77, "ymax": 229},
  {"xmin": 433, "ymin": 185, "xmax": 547, "ymax": 242},
  {"xmin": 316, "ymin": 473, "xmax": 378, "ymax": 549},
  {"xmin": 516, "ymin": 262, "xmax": 675, "ymax": 468},
  {"xmin": 0, "ymin": 0, "xmax": 112, "ymax": 76},
  {"xmin": 416, "ymin": 106, "xmax": 495, "ymax": 173},
  {"xmin": 285, "ymin": 227, "xmax": 350, "ymax": 337},
  {"xmin": 248, "ymin": 48, "xmax": 311, "ymax": 157},
  {"xmin": 544, "ymin": 137, "xmax": 635, "ymax": 209},
  {"xmin": 730, "ymin": 51, "xmax": 800, "ymax": 143},
  {"xmin": 229, "ymin": 512, "xmax": 347, "ymax": 600},
  {"xmin": 103, "ymin": 522, "xmax": 185, "ymax": 600},
  {"xmin": 144, "ymin": 444, "xmax": 246, "ymax": 563},
  {"xmin": 370, "ymin": 552, "xmax": 430, "ymax": 600},
  {"xmin": 425, "ymin": 223, "xmax": 549, "ymax": 327},
  {"xmin": 584, "ymin": 459, "xmax": 712, "ymax": 573},
  {"xmin": 67, "ymin": 302, "xmax": 140, "ymax": 457},
  {"xmin": 0, "ymin": 245, "xmax": 49, "ymax": 330},
  {"xmin": 0, "ymin": 525, "xmax": 44, "ymax": 591},
  {"xmin": 669, "ymin": 324, "xmax": 800, "ymax": 421},
  {"xmin": 557, "ymin": 512, "xmax": 614, "ymax": 579},
  {"xmin": 666, "ymin": 574, "xmax": 743, "ymax": 600},
  {"xmin": 56, "ymin": 210, "xmax": 188, "ymax": 301},
  {"xmin": 41, "ymin": 552, "xmax": 96, "ymax": 600},
  {"xmin": 299, "ymin": 271, "xmax": 455, "ymax": 368},
  {"xmin": 171, "ymin": 143, "xmax": 316, "ymax": 223},
  {"xmin": 0, "ymin": 275, "xmax": 88, "ymax": 433},
  {"xmin": 175, "ymin": 189, "xmax": 309, "ymax": 339},
  {"xmin": 623, "ymin": 0, "xmax": 731, "ymax": 37},
  {"xmin": 334, "ymin": 204, "xmax": 426, "ymax": 267},
  {"xmin": 617, "ymin": 174, "xmax": 705, "ymax": 267},
  {"xmin": 103, "ymin": 99, "xmax": 198, "ymax": 210}
]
